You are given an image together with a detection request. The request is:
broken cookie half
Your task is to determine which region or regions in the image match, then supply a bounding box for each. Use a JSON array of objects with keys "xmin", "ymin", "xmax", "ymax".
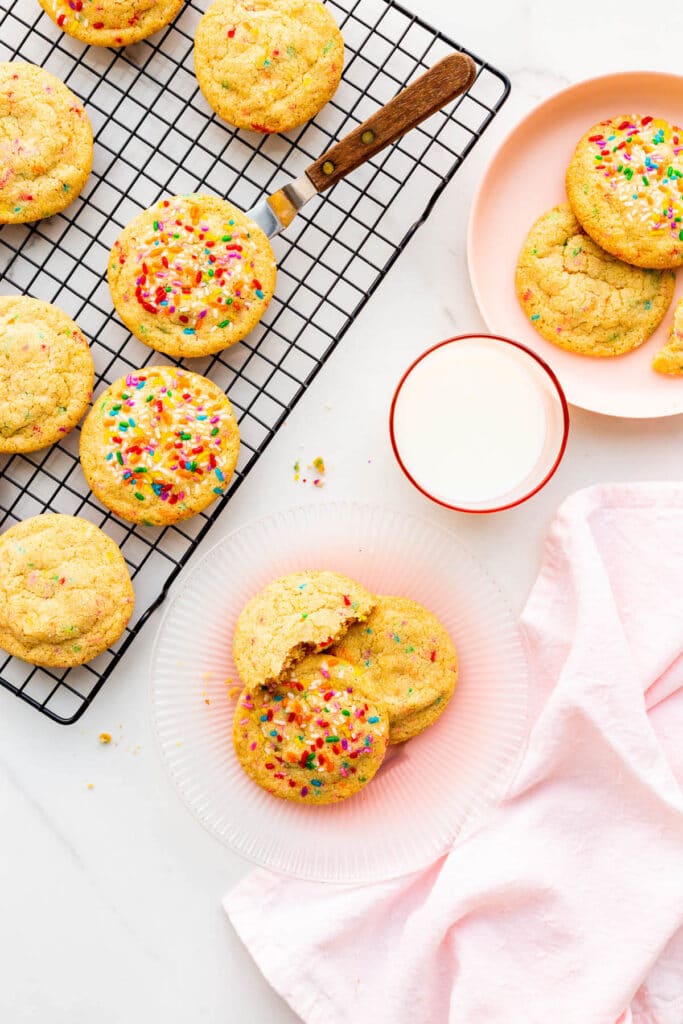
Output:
[{"xmin": 232, "ymin": 570, "xmax": 375, "ymax": 691}]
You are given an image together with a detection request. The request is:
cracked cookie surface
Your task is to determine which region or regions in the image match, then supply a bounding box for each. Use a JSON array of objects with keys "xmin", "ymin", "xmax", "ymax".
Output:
[
  {"xmin": 0, "ymin": 295, "xmax": 94, "ymax": 453},
  {"xmin": 516, "ymin": 203, "xmax": 674, "ymax": 357},
  {"xmin": 194, "ymin": 0, "xmax": 344, "ymax": 133},
  {"xmin": 0, "ymin": 513, "xmax": 134, "ymax": 667},
  {"xmin": 233, "ymin": 570, "xmax": 375, "ymax": 690},
  {"xmin": 38, "ymin": 0, "xmax": 184, "ymax": 47},
  {"xmin": 0, "ymin": 62, "xmax": 93, "ymax": 224},
  {"xmin": 233, "ymin": 653, "xmax": 388, "ymax": 803},
  {"xmin": 331, "ymin": 595, "xmax": 458, "ymax": 744}
]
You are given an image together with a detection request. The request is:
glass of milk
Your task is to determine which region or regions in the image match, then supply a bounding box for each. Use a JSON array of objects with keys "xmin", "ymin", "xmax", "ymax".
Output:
[{"xmin": 389, "ymin": 335, "xmax": 569, "ymax": 513}]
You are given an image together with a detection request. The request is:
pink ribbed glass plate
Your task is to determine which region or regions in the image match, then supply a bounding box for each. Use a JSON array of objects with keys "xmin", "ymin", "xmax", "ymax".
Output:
[{"xmin": 150, "ymin": 502, "xmax": 528, "ymax": 882}]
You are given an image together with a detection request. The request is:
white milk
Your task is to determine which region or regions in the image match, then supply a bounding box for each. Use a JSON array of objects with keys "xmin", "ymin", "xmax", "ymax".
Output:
[{"xmin": 392, "ymin": 337, "xmax": 550, "ymax": 508}]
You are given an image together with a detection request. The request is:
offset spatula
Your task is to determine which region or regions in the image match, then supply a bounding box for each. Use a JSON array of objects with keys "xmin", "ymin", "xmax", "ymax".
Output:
[{"xmin": 247, "ymin": 52, "xmax": 477, "ymax": 238}]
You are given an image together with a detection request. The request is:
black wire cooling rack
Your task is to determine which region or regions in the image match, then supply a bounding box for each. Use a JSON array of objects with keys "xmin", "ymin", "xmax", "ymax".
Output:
[{"xmin": 0, "ymin": 0, "xmax": 509, "ymax": 723}]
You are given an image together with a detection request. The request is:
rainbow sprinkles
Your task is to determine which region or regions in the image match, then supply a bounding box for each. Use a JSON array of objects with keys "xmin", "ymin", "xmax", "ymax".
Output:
[
  {"xmin": 234, "ymin": 655, "xmax": 389, "ymax": 804},
  {"xmin": 108, "ymin": 194, "xmax": 276, "ymax": 358},
  {"xmin": 80, "ymin": 365, "xmax": 240, "ymax": 526},
  {"xmin": 589, "ymin": 116, "xmax": 683, "ymax": 238}
]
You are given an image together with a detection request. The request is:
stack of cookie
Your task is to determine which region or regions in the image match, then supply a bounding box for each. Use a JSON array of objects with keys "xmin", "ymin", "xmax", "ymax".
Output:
[
  {"xmin": 231, "ymin": 570, "xmax": 458, "ymax": 804},
  {"xmin": 516, "ymin": 115, "xmax": 683, "ymax": 374}
]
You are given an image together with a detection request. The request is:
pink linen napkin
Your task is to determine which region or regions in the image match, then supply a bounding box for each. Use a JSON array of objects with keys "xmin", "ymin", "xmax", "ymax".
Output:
[{"xmin": 225, "ymin": 483, "xmax": 683, "ymax": 1024}]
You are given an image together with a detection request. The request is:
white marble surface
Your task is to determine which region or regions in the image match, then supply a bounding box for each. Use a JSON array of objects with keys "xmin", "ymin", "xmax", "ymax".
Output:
[{"xmin": 3, "ymin": 1, "xmax": 683, "ymax": 1020}]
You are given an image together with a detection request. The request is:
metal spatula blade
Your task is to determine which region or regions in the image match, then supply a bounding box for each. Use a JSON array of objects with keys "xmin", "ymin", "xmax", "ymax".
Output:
[{"xmin": 247, "ymin": 174, "xmax": 318, "ymax": 238}]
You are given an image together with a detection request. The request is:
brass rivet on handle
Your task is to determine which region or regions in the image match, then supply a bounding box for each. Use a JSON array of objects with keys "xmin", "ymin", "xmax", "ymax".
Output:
[
  {"xmin": 322, "ymin": 160, "xmax": 335, "ymax": 175},
  {"xmin": 361, "ymin": 129, "xmax": 375, "ymax": 144}
]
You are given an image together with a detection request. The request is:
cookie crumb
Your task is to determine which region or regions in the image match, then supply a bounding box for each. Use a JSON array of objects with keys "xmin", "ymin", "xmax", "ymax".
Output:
[
  {"xmin": 98, "ymin": 732, "xmax": 111, "ymax": 744},
  {"xmin": 293, "ymin": 454, "xmax": 327, "ymax": 487},
  {"xmin": 311, "ymin": 456, "xmax": 325, "ymax": 488}
]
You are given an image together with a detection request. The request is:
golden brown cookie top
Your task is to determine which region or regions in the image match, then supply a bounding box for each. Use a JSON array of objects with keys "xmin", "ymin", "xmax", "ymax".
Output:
[
  {"xmin": 194, "ymin": 0, "xmax": 344, "ymax": 133},
  {"xmin": 0, "ymin": 513, "xmax": 134, "ymax": 668},
  {"xmin": 566, "ymin": 115, "xmax": 683, "ymax": 268},
  {"xmin": 0, "ymin": 62, "xmax": 93, "ymax": 224},
  {"xmin": 38, "ymin": 0, "xmax": 184, "ymax": 47},
  {"xmin": 79, "ymin": 364, "xmax": 240, "ymax": 526},
  {"xmin": 233, "ymin": 570, "xmax": 375, "ymax": 689},
  {"xmin": 516, "ymin": 203, "xmax": 674, "ymax": 357},
  {"xmin": 108, "ymin": 194, "xmax": 276, "ymax": 358},
  {"xmin": 331, "ymin": 595, "xmax": 458, "ymax": 744},
  {"xmin": 0, "ymin": 295, "xmax": 94, "ymax": 453},
  {"xmin": 233, "ymin": 653, "xmax": 389, "ymax": 803}
]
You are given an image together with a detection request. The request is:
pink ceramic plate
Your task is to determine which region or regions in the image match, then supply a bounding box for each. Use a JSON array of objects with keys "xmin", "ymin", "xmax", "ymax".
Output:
[{"xmin": 468, "ymin": 71, "xmax": 683, "ymax": 419}]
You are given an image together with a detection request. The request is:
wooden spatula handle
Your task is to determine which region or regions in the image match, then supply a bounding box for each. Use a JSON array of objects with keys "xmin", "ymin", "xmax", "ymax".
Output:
[{"xmin": 306, "ymin": 52, "xmax": 477, "ymax": 193}]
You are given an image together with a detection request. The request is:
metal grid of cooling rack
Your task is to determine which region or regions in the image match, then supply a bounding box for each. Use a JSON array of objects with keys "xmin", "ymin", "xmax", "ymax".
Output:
[{"xmin": 0, "ymin": 0, "xmax": 510, "ymax": 723}]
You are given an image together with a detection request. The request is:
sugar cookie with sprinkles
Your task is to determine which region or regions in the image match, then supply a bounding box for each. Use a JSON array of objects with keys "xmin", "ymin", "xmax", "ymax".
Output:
[
  {"xmin": 108, "ymin": 194, "xmax": 276, "ymax": 358},
  {"xmin": 0, "ymin": 295, "xmax": 94, "ymax": 453},
  {"xmin": 38, "ymin": 0, "xmax": 184, "ymax": 47},
  {"xmin": 0, "ymin": 62, "xmax": 93, "ymax": 224},
  {"xmin": 193, "ymin": 0, "xmax": 344, "ymax": 134},
  {"xmin": 653, "ymin": 298, "xmax": 683, "ymax": 376},
  {"xmin": 79, "ymin": 365, "xmax": 240, "ymax": 526},
  {"xmin": 516, "ymin": 203, "xmax": 674, "ymax": 357},
  {"xmin": 566, "ymin": 115, "xmax": 683, "ymax": 269},
  {"xmin": 0, "ymin": 514, "xmax": 134, "ymax": 668},
  {"xmin": 331, "ymin": 595, "xmax": 458, "ymax": 744},
  {"xmin": 233, "ymin": 653, "xmax": 389, "ymax": 803},
  {"xmin": 233, "ymin": 570, "xmax": 375, "ymax": 690}
]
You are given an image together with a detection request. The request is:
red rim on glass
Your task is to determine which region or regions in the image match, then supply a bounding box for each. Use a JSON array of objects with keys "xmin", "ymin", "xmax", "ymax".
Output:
[{"xmin": 389, "ymin": 334, "xmax": 570, "ymax": 514}]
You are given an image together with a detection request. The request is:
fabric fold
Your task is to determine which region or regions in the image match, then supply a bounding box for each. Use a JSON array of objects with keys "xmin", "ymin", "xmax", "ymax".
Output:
[{"xmin": 225, "ymin": 484, "xmax": 683, "ymax": 1024}]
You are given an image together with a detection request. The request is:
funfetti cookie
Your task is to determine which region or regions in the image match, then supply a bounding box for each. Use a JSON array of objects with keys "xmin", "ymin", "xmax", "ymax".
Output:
[
  {"xmin": 38, "ymin": 0, "xmax": 184, "ymax": 47},
  {"xmin": 0, "ymin": 295, "xmax": 94, "ymax": 453},
  {"xmin": 79, "ymin": 365, "xmax": 240, "ymax": 526},
  {"xmin": 0, "ymin": 62, "xmax": 93, "ymax": 224},
  {"xmin": 566, "ymin": 115, "xmax": 683, "ymax": 269},
  {"xmin": 108, "ymin": 194, "xmax": 276, "ymax": 357},
  {"xmin": 233, "ymin": 653, "xmax": 389, "ymax": 803},
  {"xmin": 193, "ymin": 0, "xmax": 344, "ymax": 134},
  {"xmin": 233, "ymin": 570, "xmax": 375, "ymax": 690},
  {"xmin": 0, "ymin": 514, "xmax": 134, "ymax": 668},
  {"xmin": 331, "ymin": 595, "xmax": 458, "ymax": 744},
  {"xmin": 653, "ymin": 298, "xmax": 683, "ymax": 376},
  {"xmin": 516, "ymin": 203, "xmax": 674, "ymax": 357}
]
